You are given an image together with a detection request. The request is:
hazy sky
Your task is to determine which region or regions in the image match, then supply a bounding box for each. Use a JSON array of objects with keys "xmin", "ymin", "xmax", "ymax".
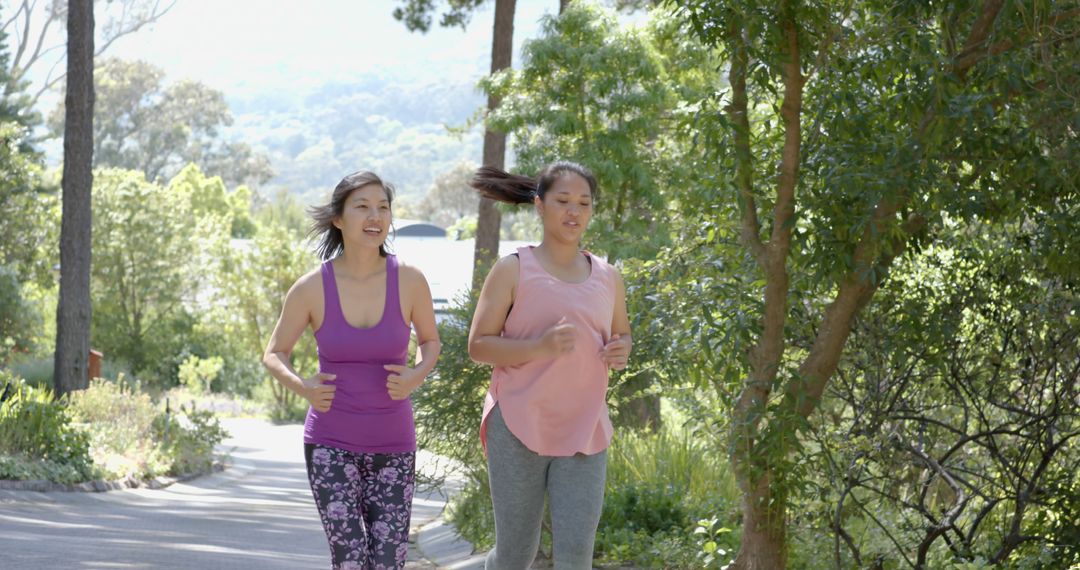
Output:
[{"xmin": 27, "ymin": 0, "xmax": 556, "ymax": 109}]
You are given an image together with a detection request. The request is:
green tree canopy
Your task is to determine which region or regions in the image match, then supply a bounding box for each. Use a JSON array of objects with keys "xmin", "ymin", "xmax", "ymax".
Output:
[
  {"xmin": 482, "ymin": 3, "xmax": 718, "ymax": 260},
  {"xmin": 0, "ymin": 18, "xmax": 41, "ymax": 132},
  {"xmin": 49, "ymin": 58, "xmax": 273, "ymax": 188},
  {"xmin": 650, "ymin": 0, "xmax": 1080, "ymax": 565}
]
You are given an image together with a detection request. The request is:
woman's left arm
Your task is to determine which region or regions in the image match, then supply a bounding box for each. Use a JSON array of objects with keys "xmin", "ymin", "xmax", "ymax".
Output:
[
  {"xmin": 386, "ymin": 265, "xmax": 442, "ymax": 400},
  {"xmin": 600, "ymin": 270, "xmax": 633, "ymax": 370}
]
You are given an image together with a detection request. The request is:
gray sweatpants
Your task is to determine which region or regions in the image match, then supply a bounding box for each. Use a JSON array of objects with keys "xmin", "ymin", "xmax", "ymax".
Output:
[{"xmin": 484, "ymin": 405, "xmax": 607, "ymax": 570}]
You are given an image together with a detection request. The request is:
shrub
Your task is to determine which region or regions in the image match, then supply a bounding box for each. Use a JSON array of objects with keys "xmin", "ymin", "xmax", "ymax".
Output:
[
  {"xmin": 68, "ymin": 376, "xmax": 164, "ymax": 479},
  {"xmin": 594, "ymin": 423, "xmax": 739, "ymax": 568},
  {"xmin": 413, "ymin": 293, "xmax": 489, "ymax": 469},
  {"xmin": 0, "ymin": 372, "xmax": 96, "ymax": 483},
  {"xmin": 153, "ymin": 406, "xmax": 228, "ymax": 475},
  {"xmin": 177, "ymin": 354, "xmax": 224, "ymax": 395},
  {"xmin": 445, "ymin": 469, "xmax": 496, "ymax": 552},
  {"xmin": 0, "ymin": 265, "xmax": 39, "ymax": 362}
]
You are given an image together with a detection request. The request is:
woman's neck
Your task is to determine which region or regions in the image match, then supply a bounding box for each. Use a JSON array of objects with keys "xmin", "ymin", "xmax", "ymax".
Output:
[
  {"xmin": 536, "ymin": 240, "xmax": 581, "ymax": 266},
  {"xmin": 337, "ymin": 246, "xmax": 384, "ymax": 278}
]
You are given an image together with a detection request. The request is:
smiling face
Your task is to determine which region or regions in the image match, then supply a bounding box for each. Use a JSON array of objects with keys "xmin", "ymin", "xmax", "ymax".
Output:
[
  {"xmin": 333, "ymin": 183, "xmax": 392, "ymax": 251},
  {"xmin": 536, "ymin": 172, "xmax": 593, "ymax": 244}
]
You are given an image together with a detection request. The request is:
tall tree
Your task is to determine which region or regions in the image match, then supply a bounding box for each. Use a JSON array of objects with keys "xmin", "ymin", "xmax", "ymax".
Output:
[
  {"xmin": 0, "ymin": 15, "xmax": 39, "ymax": 131},
  {"xmin": 53, "ymin": 0, "xmax": 94, "ymax": 396},
  {"xmin": 667, "ymin": 0, "xmax": 1080, "ymax": 566},
  {"xmin": 481, "ymin": 4, "xmax": 687, "ymax": 261},
  {"xmin": 49, "ymin": 58, "xmax": 273, "ymax": 187},
  {"xmin": 1, "ymin": 19, "xmax": 52, "ymax": 285},
  {"xmin": 0, "ymin": 122, "xmax": 48, "ymax": 359},
  {"xmin": 473, "ymin": 0, "xmax": 516, "ymax": 289},
  {"xmin": 415, "ymin": 161, "xmax": 480, "ymax": 229},
  {"xmin": 89, "ymin": 167, "xmax": 231, "ymax": 382},
  {"xmin": 392, "ymin": 0, "xmax": 517, "ymax": 290},
  {"xmin": 1, "ymin": 0, "xmax": 173, "ymax": 110}
]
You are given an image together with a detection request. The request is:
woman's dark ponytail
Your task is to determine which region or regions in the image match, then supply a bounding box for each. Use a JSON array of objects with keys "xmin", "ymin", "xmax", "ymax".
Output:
[
  {"xmin": 468, "ymin": 166, "xmax": 538, "ymax": 204},
  {"xmin": 469, "ymin": 162, "xmax": 599, "ymax": 205}
]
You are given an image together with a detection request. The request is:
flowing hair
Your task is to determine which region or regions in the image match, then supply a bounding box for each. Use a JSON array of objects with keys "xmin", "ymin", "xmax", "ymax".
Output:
[
  {"xmin": 308, "ymin": 171, "xmax": 396, "ymax": 260},
  {"xmin": 468, "ymin": 161, "xmax": 599, "ymax": 205}
]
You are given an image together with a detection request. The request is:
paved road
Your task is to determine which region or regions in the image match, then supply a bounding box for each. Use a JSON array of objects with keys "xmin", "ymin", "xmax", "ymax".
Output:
[{"xmin": 0, "ymin": 418, "xmax": 481, "ymax": 569}]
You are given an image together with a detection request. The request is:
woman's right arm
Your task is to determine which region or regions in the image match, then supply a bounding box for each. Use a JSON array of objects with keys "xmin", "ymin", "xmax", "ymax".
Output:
[
  {"xmin": 262, "ymin": 275, "xmax": 336, "ymax": 411},
  {"xmin": 468, "ymin": 256, "xmax": 575, "ymax": 367}
]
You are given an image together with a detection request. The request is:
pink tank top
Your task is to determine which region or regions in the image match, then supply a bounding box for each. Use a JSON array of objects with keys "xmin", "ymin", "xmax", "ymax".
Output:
[{"xmin": 479, "ymin": 246, "xmax": 616, "ymax": 457}]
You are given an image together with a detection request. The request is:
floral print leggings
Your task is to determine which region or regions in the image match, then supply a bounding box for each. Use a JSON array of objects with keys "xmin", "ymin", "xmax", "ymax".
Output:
[{"xmin": 304, "ymin": 444, "xmax": 416, "ymax": 570}]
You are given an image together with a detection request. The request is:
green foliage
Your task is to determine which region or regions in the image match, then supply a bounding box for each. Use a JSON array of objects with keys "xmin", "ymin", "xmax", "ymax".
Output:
[
  {"xmin": 413, "ymin": 293, "xmax": 489, "ymax": 468},
  {"xmin": 412, "ymin": 161, "xmax": 478, "ymax": 229},
  {"xmin": 9, "ymin": 355, "xmax": 132, "ymax": 392},
  {"xmin": 595, "ymin": 422, "xmax": 739, "ymax": 568},
  {"xmin": 0, "ymin": 23, "xmax": 41, "ymax": 133},
  {"xmin": 0, "ymin": 371, "xmax": 226, "ymax": 483},
  {"xmin": 0, "ymin": 372, "xmax": 95, "ymax": 482},
  {"xmin": 392, "ymin": 0, "xmax": 487, "ymax": 33},
  {"xmin": 693, "ymin": 518, "xmax": 737, "ymax": 569},
  {"xmin": 90, "ymin": 164, "xmax": 246, "ymax": 387},
  {"xmin": 0, "ymin": 265, "xmax": 40, "ymax": 362},
  {"xmin": 794, "ymin": 217, "xmax": 1080, "ymax": 567},
  {"xmin": 152, "ymin": 406, "xmax": 228, "ymax": 476},
  {"xmin": 0, "ymin": 121, "xmax": 55, "ymax": 287},
  {"xmin": 255, "ymin": 378, "xmax": 309, "ymax": 424},
  {"xmin": 0, "ymin": 454, "xmax": 95, "ymax": 484},
  {"xmin": 253, "ymin": 188, "xmax": 310, "ymax": 237},
  {"xmin": 67, "ymin": 377, "xmax": 165, "ymax": 479},
  {"xmin": 444, "ymin": 469, "xmax": 496, "ymax": 552},
  {"xmin": 204, "ymin": 218, "xmax": 318, "ymax": 407},
  {"xmin": 51, "ymin": 58, "xmax": 273, "ymax": 187},
  {"xmin": 90, "ymin": 168, "xmax": 210, "ymax": 385},
  {"xmin": 169, "ymin": 164, "xmax": 257, "ymax": 238},
  {"xmin": 603, "ymin": 484, "xmax": 688, "ymax": 535},
  {"xmin": 177, "ymin": 355, "xmax": 224, "ymax": 395},
  {"xmin": 482, "ymin": 2, "xmax": 716, "ymax": 261}
]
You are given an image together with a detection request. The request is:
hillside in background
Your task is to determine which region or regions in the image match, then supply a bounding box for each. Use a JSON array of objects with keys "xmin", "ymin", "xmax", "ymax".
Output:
[{"xmin": 228, "ymin": 73, "xmax": 485, "ymax": 204}]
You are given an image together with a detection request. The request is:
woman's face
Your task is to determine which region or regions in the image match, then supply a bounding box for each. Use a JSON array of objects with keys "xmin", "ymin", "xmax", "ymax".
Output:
[
  {"xmin": 334, "ymin": 183, "xmax": 391, "ymax": 251},
  {"xmin": 536, "ymin": 173, "xmax": 593, "ymax": 244}
]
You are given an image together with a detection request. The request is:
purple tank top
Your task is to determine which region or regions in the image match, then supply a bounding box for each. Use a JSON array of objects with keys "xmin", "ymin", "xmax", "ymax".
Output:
[{"xmin": 303, "ymin": 254, "xmax": 415, "ymax": 453}]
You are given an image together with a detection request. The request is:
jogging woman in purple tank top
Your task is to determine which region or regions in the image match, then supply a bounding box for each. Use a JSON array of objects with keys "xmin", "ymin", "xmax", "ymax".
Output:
[{"xmin": 262, "ymin": 171, "xmax": 441, "ymax": 570}]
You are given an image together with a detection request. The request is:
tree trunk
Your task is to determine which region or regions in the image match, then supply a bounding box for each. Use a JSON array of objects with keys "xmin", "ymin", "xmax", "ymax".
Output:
[
  {"xmin": 733, "ymin": 473, "xmax": 787, "ymax": 569},
  {"xmin": 559, "ymin": 0, "xmax": 571, "ymax": 14},
  {"xmin": 727, "ymin": 2, "xmax": 802, "ymax": 564},
  {"xmin": 472, "ymin": 0, "xmax": 516, "ymax": 292},
  {"xmin": 613, "ymin": 369, "xmax": 661, "ymax": 431},
  {"xmin": 53, "ymin": 0, "xmax": 94, "ymax": 397}
]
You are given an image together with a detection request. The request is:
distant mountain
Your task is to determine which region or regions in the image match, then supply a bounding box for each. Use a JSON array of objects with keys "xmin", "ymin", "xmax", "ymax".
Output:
[{"xmin": 227, "ymin": 73, "xmax": 486, "ymax": 203}]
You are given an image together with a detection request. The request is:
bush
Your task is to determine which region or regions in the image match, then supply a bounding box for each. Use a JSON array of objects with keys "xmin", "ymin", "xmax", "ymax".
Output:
[
  {"xmin": 153, "ymin": 406, "xmax": 228, "ymax": 476},
  {"xmin": 445, "ymin": 469, "xmax": 496, "ymax": 552},
  {"xmin": 413, "ymin": 293, "xmax": 489, "ymax": 469},
  {"xmin": 68, "ymin": 376, "xmax": 164, "ymax": 479},
  {"xmin": 177, "ymin": 354, "xmax": 223, "ymax": 395},
  {"xmin": 602, "ymin": 484, "xmax": 689, "ymax": 535},
  {"xmin": 1, "ymin": 370, "xmax": 228, "ymax": 483},
  {"xmin": 0, "ymin": 265, "xmax": 39, "ymax": 362},
  {"xmin": 595, "ymin": 424, "xmax": 739, "ymax": 568},
  {"xmin": 0, "ymin": 372, "xmax": 96, "ymax": 483},
  {"xmin": 7, "ymin": 356, "xmax": 53, "ymax": 389},
  {"xmin": 422, "ymin": 296, "xmax": 741, "ymax": 568}
]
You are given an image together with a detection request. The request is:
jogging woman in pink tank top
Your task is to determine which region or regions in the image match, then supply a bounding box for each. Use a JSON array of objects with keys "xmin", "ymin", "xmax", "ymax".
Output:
[
  {"xmin": 262, "ymin": 171, "xmax": 441, "ymax": 570},
  {"xmin": 467, "ymin": 162, "xmax": 633, "ymax": 569}
]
